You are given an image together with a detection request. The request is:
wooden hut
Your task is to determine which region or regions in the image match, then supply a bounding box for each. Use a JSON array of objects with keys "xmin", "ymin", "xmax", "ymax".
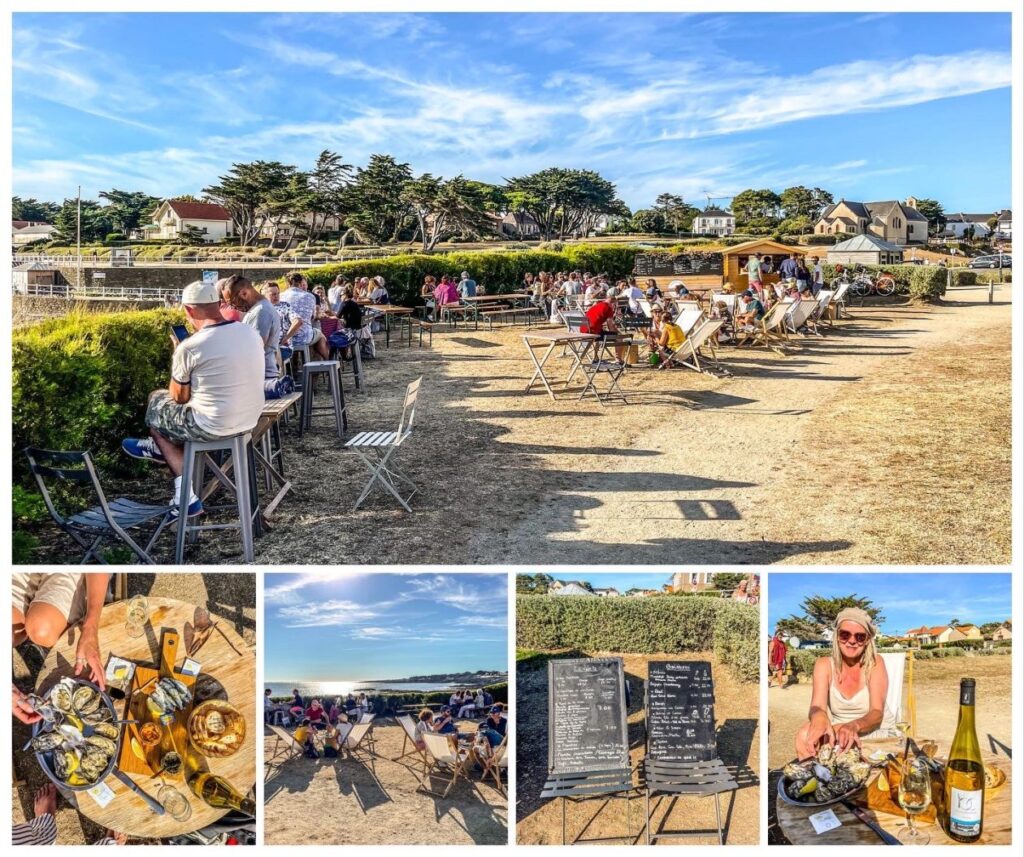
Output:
[{"xmin": 720, "ymin": 238, "xmax": 806, "ymax": 292}]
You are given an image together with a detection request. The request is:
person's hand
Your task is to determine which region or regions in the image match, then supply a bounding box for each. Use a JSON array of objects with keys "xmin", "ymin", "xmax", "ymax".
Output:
[
  {"xmin": 834, "ymin": 722, "xmax": 862, "ymax": 753},
  {"xmin": 803, "ymin": 718, "xmax": 835, "ymax": 758},
  {"xmin": 75, "ymin": 622, "xmax": 105, "ymax": 690},
  {"xmin": 13, "ymin": 685, "xmax": 42, "ymax": 724}
]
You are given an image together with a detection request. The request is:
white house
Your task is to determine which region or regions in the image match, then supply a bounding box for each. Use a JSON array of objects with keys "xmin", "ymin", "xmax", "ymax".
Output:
[
  {"xmin": 827, "ymin": 234, "xmax": 905, "ymax": 266},
  {"xmin": 12, "ymin": 221, "xmax": 57, "ymax": 246},
  {"xmin": 991, "ymin": 624, "xmax": 1012, "ymax": 642},
  {"xmin": 551, "ymin": 582, "xmax": 595, "ymax": 597},
  {"xmin": 258, "ymin": 212, "xmax": 344, "ymax": 241},
  {"xmin": 994, "ymin": 209, "xmax": 1012, "ymax": 240},
  {"xmin": 143, "ymin": 200, "xmax": 234, "ymax": 242},
  {"xmin": 593, "ymin": 587, "xmax": 620, "ymax": 597},
  {"xmin": 693, "ymin": 207, "xmax": 736, "ymax": 236},
  {"xmin": 941, "ymin": 213, "xmax": 993, "ymax": 240}
]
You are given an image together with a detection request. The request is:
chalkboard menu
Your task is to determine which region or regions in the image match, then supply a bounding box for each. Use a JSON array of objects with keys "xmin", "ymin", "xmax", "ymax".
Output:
[
  {"xmin": 634, "ymin": 252, "xmax": 723, "ymax": 277},
  {"xmin": 646, "ymin": 660, "xmax": 716, "ymax": 762},
  {"xmin": 548, "ymin": 658, "xmax": 629, "ymax": 775}
]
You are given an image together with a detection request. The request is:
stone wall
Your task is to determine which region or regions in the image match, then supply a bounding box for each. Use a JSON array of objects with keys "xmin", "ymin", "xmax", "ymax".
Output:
[{"xmin": 55, "ymin": 265, "xmax": 292, "ymax": 291}]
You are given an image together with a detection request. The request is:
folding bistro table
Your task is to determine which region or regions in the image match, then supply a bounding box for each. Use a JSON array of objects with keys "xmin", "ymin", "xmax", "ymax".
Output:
[{"xmin": 522, "ymin": 331, "xmax": 597, "ymax": 400}]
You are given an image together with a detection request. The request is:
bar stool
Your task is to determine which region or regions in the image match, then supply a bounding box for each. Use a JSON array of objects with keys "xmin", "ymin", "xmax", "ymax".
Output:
[
  {"xmin": 300, "ymin": 360, "xmax": 347, "ymax": 437},
  {"xmin": 175, "ymin": 431, "xmax": 258, "ymax": 563},
  {"xmin": 288, "ymin": 344, "xmax": 312, "ymax": 388}
]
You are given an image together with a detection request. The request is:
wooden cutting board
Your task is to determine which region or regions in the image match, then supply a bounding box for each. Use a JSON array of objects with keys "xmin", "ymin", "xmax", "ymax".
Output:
[
  {"xmin": 116, "ymin": 629, "xmax": 197, "ymax": 778},
  {"xmin": 854, "ymin": 761, "xmax": 941, "ymax": 824}
]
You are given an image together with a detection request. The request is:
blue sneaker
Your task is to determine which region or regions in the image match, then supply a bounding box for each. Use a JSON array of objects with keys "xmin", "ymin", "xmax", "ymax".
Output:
[
  {"xmin": 122, "ymin": 437, "xmax": 166, "ymax": 464},
  {"xmin": 169, "ymin": 497, "xmax": 204, "ymax": 519}
]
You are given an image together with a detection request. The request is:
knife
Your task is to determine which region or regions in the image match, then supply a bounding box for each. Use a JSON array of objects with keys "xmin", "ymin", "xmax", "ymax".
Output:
[{"xmin": 842, "ymin": 800, "xmax": 902, "ymax": 845}]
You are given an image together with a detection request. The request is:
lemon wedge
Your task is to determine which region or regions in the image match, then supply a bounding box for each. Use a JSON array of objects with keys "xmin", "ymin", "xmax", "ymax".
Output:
[{"xmin": 130, "ymin": 737, "xmax": 146, "ymax": 761}]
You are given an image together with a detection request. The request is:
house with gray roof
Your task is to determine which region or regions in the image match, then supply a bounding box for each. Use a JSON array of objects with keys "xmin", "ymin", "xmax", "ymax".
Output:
[
  {"xmin": 693, "ymin": 207, "xmax": 736, "ymax": 236},
  {"xmin": 814, "ymin": 197, "xmax": 928, "ymax": 245},
  {"xmin": 827, "ymin": 234, "xmax": 904, "ymax": 266}
]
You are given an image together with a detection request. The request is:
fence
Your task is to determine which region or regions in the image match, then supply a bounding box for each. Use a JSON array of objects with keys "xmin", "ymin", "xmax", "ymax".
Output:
[
  {"xmin": 12, "ymin": 254, "xmax": 341, "ymax": 268},
  {"xmin": 13, "ymin": 282, "xmax": 181, "ymax": 301}
]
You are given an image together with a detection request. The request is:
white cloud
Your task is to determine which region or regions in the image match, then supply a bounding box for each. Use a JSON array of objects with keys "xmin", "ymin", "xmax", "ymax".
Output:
[
  {"xmin": 264, "ymin": 573, "xmax": 362, "ymax": 605},
  {"xmin": 277, "ymin": 599, "xmax": 378, "ymax": 628}
]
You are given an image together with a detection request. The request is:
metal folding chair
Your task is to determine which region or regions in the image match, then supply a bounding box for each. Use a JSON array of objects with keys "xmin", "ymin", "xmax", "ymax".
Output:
[
  {"xmin": 23, "ymin": 447, "xmax": 172, "ymax": 564},
  {"xmin": 344, "ymin": 377, "xmax": 422, "ymax": 511}
]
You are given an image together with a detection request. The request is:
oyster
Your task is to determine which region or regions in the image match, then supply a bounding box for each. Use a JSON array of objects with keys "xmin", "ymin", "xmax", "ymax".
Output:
[
  {"xmin": 30, "ymin": 731, "xmax": 64, "ymax": 753},
  {"xmin": 85, "ymin": 735, "xmax": 117, "ymax": 756},
  {"xmin": 848, "ymin": 761, "xmax": 871, "ymax": 784},
  {"xmin": 72, "ymin": 685, "xmax": 102, "ymax": 716},
  {"xmin": 147, "ymin": 677, "xmax": 193, "ymax": 717},
  {"xmin": 786, "ymin": 776, "xmax": 818, "ymax": 800},
  {"xmin": 783, "ymin": 762, "xmax": 812, "ymax": 781},
  {"xmin": 53, "ymin": 748, "xmax": 81, "ymax": 780},
  {"xmin": 90, "ymin": 722, "xmax": 119, "ymax": 740},
  {"xmin": 82, "ymin": 706, "xmax": 112, "ymax": 725},
  {"xmin": 812, "ymin": 763, "xmax": 833, "ymax": 783},
  {"xmin": 815, "ymin": 744, "xmax": 834, "ymax": 766},
  {"xmin": 49, "ymin": 678, "xmax": 76, "ymax": 714}
]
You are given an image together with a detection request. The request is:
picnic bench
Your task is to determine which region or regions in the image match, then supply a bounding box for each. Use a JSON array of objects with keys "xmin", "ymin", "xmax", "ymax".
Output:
[{"xmin": 479, "ymin": 305, "xmax": 544, "ymax": 330}]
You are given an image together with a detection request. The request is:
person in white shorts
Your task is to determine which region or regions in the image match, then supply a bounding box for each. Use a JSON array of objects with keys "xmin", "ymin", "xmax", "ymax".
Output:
[{"xmin": 12, "ymin": 572, "xmax": 111, "ymax": 723}]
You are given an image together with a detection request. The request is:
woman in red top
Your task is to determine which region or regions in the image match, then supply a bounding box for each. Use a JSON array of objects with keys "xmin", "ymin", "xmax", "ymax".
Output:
[{"xmin": 769, "ymin": 630, "xmax": 788, "ymax": 689}]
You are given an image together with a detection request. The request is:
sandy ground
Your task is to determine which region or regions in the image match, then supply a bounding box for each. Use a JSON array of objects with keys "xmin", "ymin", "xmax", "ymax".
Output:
[
  {"xmin": 24, "ymin": 282, "xmax": 1011, "ymax": 565},
  {"xmin": 516, "ymin": 652, "xmax": 759, "ymax": 846},
  {"xmin": 767, "ymin": 654, "xmax": 1013, "ymax": 771},
  {"xmin": 11, "ymin": 572, "xmax": 256, "ymax": 845},
  {"xmin": 263, "ymin": 720, "xmax": 507, "ymax": 844}
]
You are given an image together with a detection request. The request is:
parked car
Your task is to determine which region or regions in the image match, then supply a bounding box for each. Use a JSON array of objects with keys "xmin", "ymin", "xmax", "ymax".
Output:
[{"xmin": 969, "ymin": 254, "xmax": 1012, "ymax": 269}]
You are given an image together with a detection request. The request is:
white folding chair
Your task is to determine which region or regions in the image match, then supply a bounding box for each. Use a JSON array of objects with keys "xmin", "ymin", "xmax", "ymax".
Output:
[
  {"xmin": 266, "ymin": 724, "xmax": 305, "ymax": 764},
  {"xmin": 420, "ymin": 732, "xmax": 472, "ymax": 798},
  {"xmin": 345, "ymin": 377, "xmax": 421, "ymax": 511},
  {"xmin": 674, "ymin": 305, "xmax": 704, "ymax": 337},
  {"xmin": 480, "ymin": 735, "xmax": 508, "ymax": 795},
  {"xmin": 341, "ymin": 721, "xmax": 374, "ymax": 761},
  {"xmin": 784, "ymin": 299, "xmax": 817, "ymax": 334},
  {"xmin": 829, "ymin": 281, "xmax": 851, "ymax": 323},
  {"xmin": 395, "ymin": 714, "xmax": 430, "ymax": 774}
]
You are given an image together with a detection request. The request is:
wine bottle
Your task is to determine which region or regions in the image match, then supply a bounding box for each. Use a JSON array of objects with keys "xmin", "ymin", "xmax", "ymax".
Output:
[
  {"xmin": 944, "ymin": 678, "xmax": 984, "ymax": 843},
  {"xmin": 187, "ymin": 772, "xmax": 256, "ymax": 817}
]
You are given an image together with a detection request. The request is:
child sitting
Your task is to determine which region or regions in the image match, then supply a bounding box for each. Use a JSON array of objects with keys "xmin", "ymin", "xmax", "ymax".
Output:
[{"xmin": 294, "ymin": 718, "xmax": 319, "ymax": 759}]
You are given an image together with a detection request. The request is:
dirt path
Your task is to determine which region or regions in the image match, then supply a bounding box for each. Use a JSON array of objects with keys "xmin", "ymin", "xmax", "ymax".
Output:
[
  {"xmin": 767, "ymin": 654, "xmax": 1013, "ymax": 771},
  {"xmin": 468, "ymin": 283, "xmax": 1011, "ymax": 564}
]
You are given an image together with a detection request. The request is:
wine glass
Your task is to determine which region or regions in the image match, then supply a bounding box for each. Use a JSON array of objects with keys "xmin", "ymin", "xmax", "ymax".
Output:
[
  {"xmin": 125, "ymin": 595, "xmax": 149, "ymax": 638},
  {"xmin": 896, "ymin": 755, "xmax": 932, "ymax": 844},
  {"xmin": 157, "ymin": 784, "xmax": 192, "ymax": 822}
]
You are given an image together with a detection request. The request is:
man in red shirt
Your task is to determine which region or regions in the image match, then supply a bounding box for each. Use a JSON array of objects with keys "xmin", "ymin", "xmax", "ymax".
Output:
[{"xmin": 581, "ymin": 294, "xmax": 626, "ymax": 362}]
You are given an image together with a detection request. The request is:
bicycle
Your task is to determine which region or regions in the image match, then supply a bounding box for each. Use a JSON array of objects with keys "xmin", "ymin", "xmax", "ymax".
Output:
[{"xmin": 831, "ymin": 268, "xmax": 897, "ymax": 299}]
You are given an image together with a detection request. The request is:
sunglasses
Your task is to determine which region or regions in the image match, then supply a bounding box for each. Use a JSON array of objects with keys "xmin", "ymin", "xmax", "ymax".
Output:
[{"xmin": 838, "ymin": 630, "xmax": 868, "ymax": 644}]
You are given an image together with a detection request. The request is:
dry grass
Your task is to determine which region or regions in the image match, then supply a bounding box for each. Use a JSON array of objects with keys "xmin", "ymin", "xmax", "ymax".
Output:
[{"xmin": 516, "ymin": 651, "xmax": 759, "ymax": 845}]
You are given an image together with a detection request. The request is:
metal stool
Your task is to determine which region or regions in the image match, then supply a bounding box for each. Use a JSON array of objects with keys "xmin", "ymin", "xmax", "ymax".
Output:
[
  {"xmin": 300, "ymin": 360, "xmax": 347, "ymax": 437},
  {"xmin": 175, "ymin": 431, "xmax": 258, "ymax": 563},
  {"xmin": 288, "ymin": 344, "xmax": 312, "ymax": 388}
]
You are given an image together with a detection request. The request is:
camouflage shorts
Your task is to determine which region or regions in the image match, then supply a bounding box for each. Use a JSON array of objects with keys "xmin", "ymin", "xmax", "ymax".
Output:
[{"xmin": 145, "ymin": 390, "xmax": 220, "ymax": 444}]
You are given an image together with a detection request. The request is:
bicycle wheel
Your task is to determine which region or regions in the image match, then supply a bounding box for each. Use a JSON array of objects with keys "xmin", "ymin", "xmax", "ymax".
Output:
[
  {"xmin": 850, "ymin": 278, "xmax": 870, "ymax": 298},
  {"xmin": 875, "ymin": 275, "xmax": 896, "ymax": 297}
]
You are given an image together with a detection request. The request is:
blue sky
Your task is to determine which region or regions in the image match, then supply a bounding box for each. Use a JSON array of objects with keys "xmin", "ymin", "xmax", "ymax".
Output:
[
  {"xmin": 263, "ymin": 573, "xmax": 507, "ymax": 682},
  {"xmin": 12, "ymin": 12, "xmax": 1012, "ymax": 211},
  {"xmin": 768, "ymin": 573, "xmax": 1013, "ymax": 637}
]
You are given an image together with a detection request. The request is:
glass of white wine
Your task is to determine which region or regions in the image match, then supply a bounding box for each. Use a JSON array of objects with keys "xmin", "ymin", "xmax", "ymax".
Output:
[
  {"xmin": 897, "ymin": 755, "xmax": 932, "ymax": 844},
  {"xmin": 125, "ymin": 595, "xmax": 149, "ymax": 638}
]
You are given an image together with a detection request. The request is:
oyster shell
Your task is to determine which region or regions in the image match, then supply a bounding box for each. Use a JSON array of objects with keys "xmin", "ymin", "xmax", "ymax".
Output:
[
  {"xmin": 30, "ymin": 731, "xmax": 64, "ymax": 752},
  {"xmin": 90, "ymin": 722, "xmax": 119, "ymax": 740},
  {"xmin": 72, "ymin": 685, "xmax": 102, "ymax": 716},
  {"xmin": 49, "ymin": 678, "xmax": 76, "ymax": 714},
  {"xmin": 85, "ymin": 734, "xmax": 117, "ymax": 756}
]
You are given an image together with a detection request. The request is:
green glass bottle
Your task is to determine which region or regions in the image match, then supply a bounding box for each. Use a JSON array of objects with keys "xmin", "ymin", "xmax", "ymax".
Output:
[
  {"xmin": 187, "ymin": 772, "xmax": 256, "ymax": 817},
  {"xmin": 943, "ymin": 678, "xmax": 984, "ymax": 843}
]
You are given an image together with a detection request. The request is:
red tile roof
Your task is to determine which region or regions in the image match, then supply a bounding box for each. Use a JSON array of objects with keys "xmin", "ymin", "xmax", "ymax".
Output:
[{"xmin": 166, "ymin": 200, "xmax": 232, "ymax": 221}]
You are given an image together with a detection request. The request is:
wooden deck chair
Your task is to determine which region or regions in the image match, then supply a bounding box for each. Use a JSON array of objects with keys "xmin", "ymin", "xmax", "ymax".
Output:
[
  {"xmin": 784, "ymin": 299, "xmax": 818, "ymax": 335},
  {"xmin": 420, "ymin": 732, "xmax": 472, "ymax": 798},
  {"xmin": 340, "ymin": 721, "xmax": 374, "ymax": 761},
  {"xmin": 345, "ymin": 377, "xmax": 421, "ymax": 511},
  {"xmin": 828, "ymin": 281, "xmax": 851, "ymax": 324},
  {"xmin": 661, "ymin": 318, "xmax": 724, "ymax": 374},
  {"xmin": 480, "ymin": 736, "xmax": 508, "ymax": 795},
  {"xmin": 863, "ymin": 652, "xmax": 908, "ymax": 739},
  {"xmin": 395, "ymin": 714, "xmax": 430, "ymax": 774},
  {"xmin": 265, "ymin": 724, "xmax": 305, "ymax": 764},
  {"xmin": 674, "ymin": 305, "xmax": 704, "ymax": 337},
  {"xmin": 739, "ymin": 299, "xmax": 793, "ymax": 352},
  {"xmin": 804, "ymin": 289, "xmax": 833, "ymax": 335},
  {"xmin": 637, "ymin": 298, "xmax": 654, "ymax": 319}
]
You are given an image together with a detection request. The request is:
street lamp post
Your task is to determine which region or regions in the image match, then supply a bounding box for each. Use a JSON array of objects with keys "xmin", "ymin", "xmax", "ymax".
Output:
[{"xmin": 76, "ymin": 185, "xmax": 82, "ymax": 291}]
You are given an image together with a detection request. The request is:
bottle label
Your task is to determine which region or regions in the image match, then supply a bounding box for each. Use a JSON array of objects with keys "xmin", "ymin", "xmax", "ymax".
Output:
[{"xmin": 949, "ymin": 787, "xmax": 982, "ymax": 835}]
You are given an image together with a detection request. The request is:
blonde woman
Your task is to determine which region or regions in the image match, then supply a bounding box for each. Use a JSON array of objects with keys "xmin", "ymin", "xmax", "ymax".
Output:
[{"xmin": 795, "ymin": 608, "xmax": 888, "ymax": 759}]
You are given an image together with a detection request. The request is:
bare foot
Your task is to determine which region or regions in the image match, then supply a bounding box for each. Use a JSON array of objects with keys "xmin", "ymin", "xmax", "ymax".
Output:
[
  {"xmin": 34, "ymin": 783, "xmax": 57, "ymax": 818},
  {"xmin": 106, "ymin": 830, "xmax": 128, "ymax": 845}
]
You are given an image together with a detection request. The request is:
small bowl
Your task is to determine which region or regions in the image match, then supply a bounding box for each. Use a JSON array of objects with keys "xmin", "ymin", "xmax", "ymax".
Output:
[{"xmin": 187, "ymin": 700, "xmax": 246, "ymax": 758}]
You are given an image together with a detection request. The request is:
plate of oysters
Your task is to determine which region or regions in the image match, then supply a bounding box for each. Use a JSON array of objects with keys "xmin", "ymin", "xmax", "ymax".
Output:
[{"xmin": 777, "ymin": 745, "xmax": 873, "ymax": 807}]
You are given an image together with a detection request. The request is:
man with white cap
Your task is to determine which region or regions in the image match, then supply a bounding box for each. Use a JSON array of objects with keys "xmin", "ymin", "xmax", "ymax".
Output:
[{"xmin": 121, "ymin": 280, "xmax": 265, "ymax": 517}]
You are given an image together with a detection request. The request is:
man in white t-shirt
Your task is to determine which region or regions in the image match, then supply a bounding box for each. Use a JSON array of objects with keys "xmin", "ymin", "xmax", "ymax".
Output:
[
  {"xmin": 811, "ymin": 256, "xmax": 824, "ymax": 295},
  {"xmin": 121, "ymin": 281, "xmax": 265, "ymax": 516},
  {"xmin": 623, "ymin": 281, "xmax": 645, "ymax": 315}
]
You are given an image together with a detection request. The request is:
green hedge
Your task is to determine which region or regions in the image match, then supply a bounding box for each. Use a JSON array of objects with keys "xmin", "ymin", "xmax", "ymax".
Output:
[
  {"xmin": 817, "ymin": 262, "xmax": 947, "ymax": 301},
  {"xmin": 12, "ymin": 308, "xmax": 184, "ymax": 476},
  {"xmin": 515, "ymin": 595, "xmax": 759, "ymax": 683},
  {"xmin": 785, "ymin": 645, "xmax": 1011, "ymax": 681},
  {"xmin": 299, "ymin": 244, "xmax": 641, "ymax": 306}
]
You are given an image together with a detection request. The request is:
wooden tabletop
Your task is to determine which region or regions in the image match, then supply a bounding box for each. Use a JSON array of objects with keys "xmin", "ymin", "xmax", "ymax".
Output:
[
  {"xmin": 34, "ymin": 598, "xmax": 256, "ymax": 839},
  {"xmin": 463, "ymin": 293, "xmax": 530, "ymax": 302},
  {"xmin": 365, "ymin": 304, "xmax": 413, "ymax": 313},
  {"xmin": 775, "ymin": 738, "xmax": 1011, "ymax": 845},
  {"xmin": 522, "ymin": 331, "xmax": 598, "ymax": 344}
]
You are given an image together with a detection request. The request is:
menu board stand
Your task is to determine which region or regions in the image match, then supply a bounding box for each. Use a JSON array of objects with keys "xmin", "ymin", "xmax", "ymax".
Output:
[
  {"xmin": 641, "ymin": 661, "xmax": 737, "ymax": 845},
  {"xmin": 540, "ymin": 658, "xmax": 637, "ymax": 845}
]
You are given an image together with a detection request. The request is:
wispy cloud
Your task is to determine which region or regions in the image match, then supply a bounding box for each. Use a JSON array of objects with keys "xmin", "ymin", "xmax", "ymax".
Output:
[{"xmin": 277, "ymin": 599, "xmax": 379, "ymax": 628}]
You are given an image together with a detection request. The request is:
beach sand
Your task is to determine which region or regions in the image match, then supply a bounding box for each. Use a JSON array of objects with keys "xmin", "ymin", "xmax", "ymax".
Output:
[
  {"xmin": 263, "ymin": 719, "xmax": 508, "ymax": 844},
  {"xmin": 516, "ymin": 651, "xmax": 759, "ymax": 845}
]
